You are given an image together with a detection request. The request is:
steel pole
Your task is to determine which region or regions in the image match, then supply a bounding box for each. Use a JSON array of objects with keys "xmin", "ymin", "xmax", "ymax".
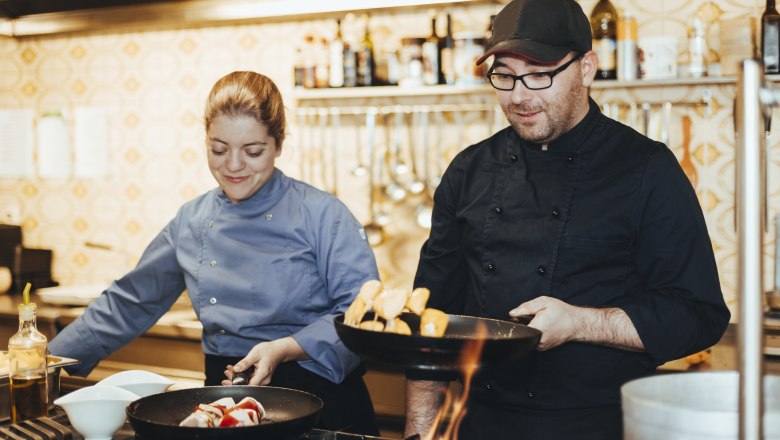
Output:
[{"xmin": 736, "ymin": 58, "xmax": 766, "ymax": 440}]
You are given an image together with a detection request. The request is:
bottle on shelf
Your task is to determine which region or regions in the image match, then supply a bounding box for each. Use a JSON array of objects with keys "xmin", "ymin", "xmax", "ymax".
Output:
[
  {"xmin": 315, "ymin": 37, "xmax": 330, "ymax": 88},
  {"xmin": 422, "ymin": 12, "xmax": 441, "ymax": 86},
  {"xmin": 590, "ymin": 0, "xmax": 618, "ymax": 80},
  {"xmin": 356, "ymin": 15, "xmax": 376, "ymax": 86},
  {"xmin": 343, "ymin": 41, "xmax": 358, "ymax": 87},
  {"xmin": 329, "ymin": 19, "xmax": 345, "ymax": 88},
  {"xmin": 293, "ymin": 46, "xmax": 306, "ymax": 88},
  {"xmin": 302, "ymin": 34, "xmax": 317, "ymax": 89},
  {"xmin": 617, "ymin": 13, "xmax": 638, "ymax": 81},
  {"xmin": 678, "ymin": 17, "xmax": 709, "ymax": 78},
  {"xmin": 440, "ymin": 13, "xmax": 455, "ymax": 85},
  {"xmin": 763, "ymin": 0, "xmax": 780, "ymax": 74},
  {"xmin": 9, "ymin": 283, "xmax": 48, "ymax": 423}
]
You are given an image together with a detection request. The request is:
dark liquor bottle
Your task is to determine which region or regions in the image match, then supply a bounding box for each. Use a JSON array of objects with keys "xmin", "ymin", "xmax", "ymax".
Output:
[
  {"xmin": 343, "ymin": 42, "xmax": 358, "ymax": 87},
  {"xmin": 590, "ymin": 0, "xmax": 618, "ymax": 80},
  {"xmin": 440, "ymin": 13, "xmax": 455, "ymax": 85},
  {"xmin": 422, "ymin": 13, "xmax": 441, "ymax": 86},
  {"xmin": 763, "ymin": 0, "xmax": 780, "ymax": 74},
  {"xmin": 356, "ymin": 15, "xmax": 375, "ymax": 86}
]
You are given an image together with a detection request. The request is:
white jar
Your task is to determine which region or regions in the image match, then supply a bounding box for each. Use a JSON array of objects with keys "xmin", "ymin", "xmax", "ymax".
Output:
[{"xmin": 454, "ymin": 32, "xmax": 487, "ymax": 86}]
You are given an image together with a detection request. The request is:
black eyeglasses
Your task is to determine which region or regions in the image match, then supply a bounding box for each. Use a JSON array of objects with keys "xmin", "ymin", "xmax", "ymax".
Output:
[{"xmin": 487, "ymin": 53, "xmax": 583, "ymax": 91}]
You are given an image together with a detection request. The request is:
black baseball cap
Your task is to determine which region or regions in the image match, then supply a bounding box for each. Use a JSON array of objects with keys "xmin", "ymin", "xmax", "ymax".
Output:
[{"xmin": 476, "ymin": 0, "xmax": 592, "ymax": 66}]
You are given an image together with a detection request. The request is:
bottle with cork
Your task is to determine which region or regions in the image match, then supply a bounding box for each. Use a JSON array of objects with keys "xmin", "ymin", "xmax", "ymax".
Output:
[{"xmin": 9, "ymin": 283, "xmax": 48, "ymax": 423}]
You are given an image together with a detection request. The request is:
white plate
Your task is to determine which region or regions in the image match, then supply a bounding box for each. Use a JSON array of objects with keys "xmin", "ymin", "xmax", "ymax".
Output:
[{"xmin": 35, "ymin": 284, "xmax": 105, "ymax": 306}]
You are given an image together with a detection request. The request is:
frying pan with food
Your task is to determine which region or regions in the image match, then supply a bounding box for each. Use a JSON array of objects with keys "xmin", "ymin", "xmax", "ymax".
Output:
[
  {"xmin": 335, "ymin": 312, "xmax": 541, "ymax": 376},
  {"xmin": 126, "ymin": 386, "xmax": 322, "ymax": 440}
]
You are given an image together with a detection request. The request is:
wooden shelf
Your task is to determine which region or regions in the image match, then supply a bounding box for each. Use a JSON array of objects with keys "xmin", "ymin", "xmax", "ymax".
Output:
[{"xmin": 293, "ymin": 76, "xmax": 739, "ymax": 102}]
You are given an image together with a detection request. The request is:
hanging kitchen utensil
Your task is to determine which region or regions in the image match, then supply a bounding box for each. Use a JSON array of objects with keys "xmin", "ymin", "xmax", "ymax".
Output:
[
  {"xmin": 390, "ymin": 106, "xmax": 410, "ymax": 177},
  {"xmin": 405, "ymin": 108, "xmax": 426, "ymax": 195},
  {"xmin": 351, "ymin": 107, "xmax": 369, "ymax": 177},
  {"xmin": 628, "ymin": 101, "xmax": 638, "ymax": 131},
  {"xmin": 429, "ymin": 109, "xmax": 448, "ymax": 189},
  {"xmin": 334, "ymin": 312, "xmax": 541, "ymax": 377},
  {"xmin": 384, "ymin": 109, "xmax": 408, "ymax": 202},
  {"xmin": 641, "ymin": 102, "xmax": 651, "ymax": 137},
  {"xmin": 315, "ymin": 108, "xmax": 329, "ymax": 190},
  {"xmin": 298, "ymin": 110, "xmax": 310, "ymax": 182},
  {"xmin": 329, "ymin": 109, "xmax": 340, "ymax": 196},
  {"xmin": 362, "ymin": 109, "xmax": 385, "ymax": 247},
  {"xmin": 679, "ymin": 114, "xmax": 698, "ymax": 189},
  {"xmin": 126, "ymin": 386, "xmax": 322, "ymax": 440},
  {"xmin": 415, "ymin": 108, "xmax": 434, "ymax": 229},
  {"xmin": 661, "ymin": 101, "xmax": 672, "ymax": 146}
]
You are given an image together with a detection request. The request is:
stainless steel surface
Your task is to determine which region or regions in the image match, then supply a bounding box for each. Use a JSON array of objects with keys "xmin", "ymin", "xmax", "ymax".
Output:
[
  {"xmin": 0, "ymin": 354, "xmax": 78, "ymax": 422},
  {"xmin": 736, "ymin": 58, "xmax": 767, "ymax": 440}
]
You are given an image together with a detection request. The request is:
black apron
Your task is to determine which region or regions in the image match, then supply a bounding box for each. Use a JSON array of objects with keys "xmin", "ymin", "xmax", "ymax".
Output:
[
  {"xmin": 205, "ymin": 355, "xmax": 379, "ymax": 436},
  {"xmin": 456, "ymin": 397, "xmax": 622, "ymax": 440}
]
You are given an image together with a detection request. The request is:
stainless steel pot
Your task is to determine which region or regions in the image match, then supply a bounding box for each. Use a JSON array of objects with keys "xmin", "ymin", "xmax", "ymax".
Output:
[
  {"xmin": 0, "ymin": 354, "xmax": 78, "ymax": 421},
  {"xmin": 621, "ymin": 371, "xmax": 780, "ymax": 439}
]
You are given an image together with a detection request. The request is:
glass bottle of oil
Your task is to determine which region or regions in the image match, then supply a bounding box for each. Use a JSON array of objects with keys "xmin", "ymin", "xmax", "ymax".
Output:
[{"xmin": 9, "ymin": 286, "xmax": 48, "ymax": 423}]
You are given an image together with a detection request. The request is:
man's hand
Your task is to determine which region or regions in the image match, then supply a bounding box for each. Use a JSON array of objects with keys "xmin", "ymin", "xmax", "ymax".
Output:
[
  {"xmin": 221, "ymin": 337, "xmax": 307, "ymax": 386},
  {"xmin": 509, "ymin": 296, "xmax": 644, "ymax": 352}
]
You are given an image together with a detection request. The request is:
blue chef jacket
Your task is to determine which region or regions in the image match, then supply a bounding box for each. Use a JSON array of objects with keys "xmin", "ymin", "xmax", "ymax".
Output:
[{"xmin": 50, "ymin": 169, "xmax": 379, "ymax": 384}]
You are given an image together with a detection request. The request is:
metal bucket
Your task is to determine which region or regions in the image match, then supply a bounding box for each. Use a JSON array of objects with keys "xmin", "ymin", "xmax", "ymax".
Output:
[{"xmin": 621, "ymin": 371, "xmax": 780, "ymax": 439}]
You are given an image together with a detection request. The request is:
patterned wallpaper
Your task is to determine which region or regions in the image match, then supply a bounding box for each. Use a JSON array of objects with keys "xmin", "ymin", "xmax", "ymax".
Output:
[{"xmin": 0, "ymin": 0, "xmax": 770, "ymax": 317}]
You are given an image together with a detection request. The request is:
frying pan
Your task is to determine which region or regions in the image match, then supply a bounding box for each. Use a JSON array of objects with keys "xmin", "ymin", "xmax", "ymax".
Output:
[
  {"xmin": 335, "ymin": 312, "xmax": 541, "ymax": 376},
  {"xmin": 126, "ymin": 386, "xmax": 322, "ymax": 440}
]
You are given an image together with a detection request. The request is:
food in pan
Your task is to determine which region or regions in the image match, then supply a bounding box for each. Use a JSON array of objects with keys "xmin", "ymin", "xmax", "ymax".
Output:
[
  {"xmin": 420, "ymin": 308, "xmax": 448, "ymax": 337},
  {"xmin": 179, "ymin": 396, "xmax": 265, "ymax": 428},
  {"xmin": 344, "ymin": 281, "xmax": 448, "ymax": 336}
]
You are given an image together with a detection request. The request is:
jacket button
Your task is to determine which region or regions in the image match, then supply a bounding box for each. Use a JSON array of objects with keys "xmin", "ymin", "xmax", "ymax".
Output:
[
  {"xmin": 536, "ymin": 265, "xmax": 546, "ymax": 275},
  {"xmin": 509, "ymin": 154, "xmax": 518, "ymax": 162},
  {"xmin": 210, "ymin": 260, "xmax": 217, "ymax": 268},
  {"xmin": 494, "ymin": 207, "xmax": 503, "ymax": 215},
  {"xmin": 207, "ymin": 220, "xmax": 214, "ymax": 228},
  {"xmin": 485, "ymin": 383, "xmax": 493, "ymax": 391},
  {"xmin": 567, "ymin": 154, "xmax": 575, "ymax": 162},
  {"xmin": 219, "ymin": 329, "xmax": 226, "ymax": 335},
  {"xmin": 209, "ymin": 297, "xmax": 217, "ymax": 304},
  {"xmin": 528, "ymin": 391, "xmax": 535, "ymax": 399},
  {"xmin": 486, "ymin": 263, "xmax": 495, "ymax": 272},
  {"xmin": 551, "ymin": 207, "xmax": 560, "ymax": 217}
]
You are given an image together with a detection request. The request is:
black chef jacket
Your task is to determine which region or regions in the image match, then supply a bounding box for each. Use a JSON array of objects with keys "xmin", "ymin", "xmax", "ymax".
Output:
[{"xmin": 414, "ymin": 99, "xmax": 730, "ymax": 438}]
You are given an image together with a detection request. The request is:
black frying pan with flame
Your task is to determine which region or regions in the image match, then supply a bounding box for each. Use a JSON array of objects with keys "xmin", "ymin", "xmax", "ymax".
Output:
[
  {"xmin": 335, "ymin": 312, "xmax": 541, "ymax": 376},
  {"xmin": 126, "ymin": 386, "xmax": 322, "ymax": 440}
]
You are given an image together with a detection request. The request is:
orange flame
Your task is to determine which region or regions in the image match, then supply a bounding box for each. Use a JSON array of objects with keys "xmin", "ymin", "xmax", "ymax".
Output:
[{"xmin": 424, "ymin": 321, "xmax": 487, "ymax": 440}]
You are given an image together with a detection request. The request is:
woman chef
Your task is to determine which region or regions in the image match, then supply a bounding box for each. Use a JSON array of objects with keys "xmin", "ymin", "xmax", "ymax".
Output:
[{"xmin": 49, "ymin": 71, "xmax": 381, "ymax": 436}]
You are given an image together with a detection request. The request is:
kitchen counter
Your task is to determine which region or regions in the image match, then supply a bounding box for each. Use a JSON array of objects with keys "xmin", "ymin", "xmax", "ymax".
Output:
[{"xmin": 0, "ymin": 293, "xmax": 778, "ymax": 430}]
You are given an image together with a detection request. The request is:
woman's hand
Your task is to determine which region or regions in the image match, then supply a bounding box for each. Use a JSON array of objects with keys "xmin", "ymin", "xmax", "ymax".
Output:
[{"xmin": 221, "ymin": 336, "xmax": 308, "ymax": 386}]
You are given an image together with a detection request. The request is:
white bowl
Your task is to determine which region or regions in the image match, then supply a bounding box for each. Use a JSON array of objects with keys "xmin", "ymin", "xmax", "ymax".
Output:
[
  {"xmin": 54, "ymin": 385, "xmax": 140, "ymax": 440},
  {"xmin": 97, "ymin": 370, "xmax": 174, "ymax": 398}
]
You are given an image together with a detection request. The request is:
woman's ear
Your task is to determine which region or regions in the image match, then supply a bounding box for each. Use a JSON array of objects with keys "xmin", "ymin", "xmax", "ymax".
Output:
[{"xmin": 580, "ymin": 51, "xmax": 598, "ymax": 88}]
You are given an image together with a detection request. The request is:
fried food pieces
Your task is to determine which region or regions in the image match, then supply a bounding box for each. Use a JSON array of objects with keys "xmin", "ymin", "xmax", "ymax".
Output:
[{"xmin": 344, "ymin": 281, "xmax": 447, "ymax": 337}]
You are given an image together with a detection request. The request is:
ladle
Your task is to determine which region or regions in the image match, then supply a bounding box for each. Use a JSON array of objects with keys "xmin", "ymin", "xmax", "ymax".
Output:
[
  {"xmin": 384, "ymin": 110, "xmax": 408, "ymax": 202},
  {"xmin": 329, "ymin": 109, "xmax": 340, "ymax": 196},
  {"xmin": 351, "ymin": 106, "xmax": 369, "ymax": 177},
  {"xmin": 405, "ymin": 108, "xmax": 426, "ymax": 195},
  {"xmin": 316, "ymin": 109, "xmax": 329, "ymax": 190},
  {"xmin": 362, "ymin": 109, "xmax": 385, "ymax": 246},
  {"xmin": 415, "ymin": 108, "xmax": 434, "ymax": 229}
]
